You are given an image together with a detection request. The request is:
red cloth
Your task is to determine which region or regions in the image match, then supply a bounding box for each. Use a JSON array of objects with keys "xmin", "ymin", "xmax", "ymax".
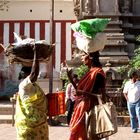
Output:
[{"xmin": 69, "ymin": 67, "xmax": 105, "ymax": 140}]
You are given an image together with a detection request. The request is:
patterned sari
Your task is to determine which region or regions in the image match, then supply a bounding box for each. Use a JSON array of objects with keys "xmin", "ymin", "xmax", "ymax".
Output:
[
  {"xmin": 69, "ymin": 67, "xmax": 105, "ymax": 140},
  {"xmin": 15, "ymin": 83, "xmax": 49, "ymax": 140}
]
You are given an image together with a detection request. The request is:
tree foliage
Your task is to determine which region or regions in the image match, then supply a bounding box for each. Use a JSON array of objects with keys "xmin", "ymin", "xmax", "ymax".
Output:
[
  {"xmin": 130, "ymin": 47, "xmax": 140, "ymax": 70},
  {"xmin": 117, "ymin": 35, "xmax": 140, "ymax": 80},
  {"xmin": 75, "ymin": 64, "xmax": 89, "ymax": 79}
]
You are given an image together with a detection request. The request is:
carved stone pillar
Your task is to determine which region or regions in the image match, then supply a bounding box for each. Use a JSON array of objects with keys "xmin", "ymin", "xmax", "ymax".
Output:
[
  {"xmin": 115, "ymin": 0, "xmax": 120, "ymax": 14},
  {"xmin": 95, "ymin": 0, "xmax": 100, "ymax": 14},
  {"xmin": 0, "ymin": 0, "xmax": 10, "ymax": 11},
  {"xmin": 124, "ymin": 0, "xmax": 130, "ymax": 13},
  {"xmin": 73, "ymin": 0, "xmax": 80, "ymax": 18},
  {"xmin": 85, "ymin": 0, "xmax": 93, "ymax": 16}
]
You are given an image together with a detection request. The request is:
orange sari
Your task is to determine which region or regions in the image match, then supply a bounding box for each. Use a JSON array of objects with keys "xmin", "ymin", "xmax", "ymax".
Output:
[{"xmin": 69, "ymin": 67, "xmax": 105, "ymax": 140}]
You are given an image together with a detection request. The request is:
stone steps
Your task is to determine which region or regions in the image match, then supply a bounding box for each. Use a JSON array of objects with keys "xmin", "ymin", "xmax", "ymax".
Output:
[
  {"xmin": 0, "ymin": 101, "xmax": 14, "ymax": 114},
  {"xmin": 0, "ymin": 101, "xmax": 130, "ymax": 126},
  {"xmin": 117, "ymin": 116, "xmax": 130, "ymax": 127},
  {"xmin": 0, "ymin": 106, "xmax": 13, "ymax": 115},
  {"xmin": 0, "ymin": 101, "xmax": 14, "ymax": 124},
  {"xmin": 0, "ymin": 115, "xmax": 13, "ymax": 124}
]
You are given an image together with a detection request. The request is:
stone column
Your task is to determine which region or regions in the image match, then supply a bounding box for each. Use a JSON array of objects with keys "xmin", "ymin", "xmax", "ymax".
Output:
[
  {"xmin": 95, "ymin": 0, "xmax": 100, "ymax": 14},
  {"xmin": 85, "ymin": 0, "xmax": 93, "ymax": 16},
  {"xmin": 73, "ymin": 0, "xmax": 80, "ymax": 18},
  {"xmin": 115, "ymin": 0, "xmax": 120, "ymax": 14},
  {"xmin": 124, "ymin": 0, "xmax": 130, "ymax": 13}
]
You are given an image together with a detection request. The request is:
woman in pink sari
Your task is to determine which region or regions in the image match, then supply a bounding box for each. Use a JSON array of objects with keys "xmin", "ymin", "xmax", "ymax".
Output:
[
  {"xmin": 68, "ymin": 51, "xmax": 106, "ymax": 140},
  {"xmin": 68, "ymin": 18, "xmax": 110, "ymax": 140}
]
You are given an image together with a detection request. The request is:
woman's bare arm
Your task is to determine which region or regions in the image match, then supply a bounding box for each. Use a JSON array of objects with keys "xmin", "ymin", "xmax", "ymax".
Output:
[
  {"xmin": 123, "ymin": 93, "xmax": 128, "ymax": 101},
  {"xmin": 66, "ymin": 68, "xmax": 77, "ymax": 90},
  {"xmin": 29, "ymin": 45, "xmax": 39, "ymax": 83}
]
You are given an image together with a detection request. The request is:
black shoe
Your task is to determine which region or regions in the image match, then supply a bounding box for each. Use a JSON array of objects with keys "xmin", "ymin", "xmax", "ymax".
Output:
[{"xmin": 132, "ymin": 129, "xmax": 137, "ymax": 133}]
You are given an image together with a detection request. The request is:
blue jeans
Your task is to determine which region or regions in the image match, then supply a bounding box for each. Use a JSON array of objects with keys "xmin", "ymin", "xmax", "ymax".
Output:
[
  {"xmin": 127, "ymin": 99, "xmax": 140, "ymax": 131},
  {"xmin": 66, "ymin": 99, "xmax": 75, "ymax": 125}
]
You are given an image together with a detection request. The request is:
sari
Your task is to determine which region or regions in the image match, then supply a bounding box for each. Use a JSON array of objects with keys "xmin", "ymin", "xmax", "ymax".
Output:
[
  {"xmin": 15, "ymin": 78, "xmax": 49, "ymax": 140},
  {"xmin": 69, "ymin": 67, "xmax": 105, "ymax": 140}
]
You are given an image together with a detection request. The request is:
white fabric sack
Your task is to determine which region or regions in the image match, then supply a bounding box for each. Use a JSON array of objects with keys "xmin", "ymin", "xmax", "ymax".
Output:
[
  {"xmin": 12, "ymin": 32, "xmax": 35, "ymax": 46},
  {"xmin": 86, "ymin": 96, "xmax": 118, "ymax": 139},
  {"xmin": 74, "ymin": 32, "xmax": 107, "ymax": 53}
]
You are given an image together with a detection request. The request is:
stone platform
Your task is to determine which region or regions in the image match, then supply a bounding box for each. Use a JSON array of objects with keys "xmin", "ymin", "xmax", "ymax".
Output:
[{"xmin": 0, "ymin": 100, "xmax": 130, "ymax": 127}]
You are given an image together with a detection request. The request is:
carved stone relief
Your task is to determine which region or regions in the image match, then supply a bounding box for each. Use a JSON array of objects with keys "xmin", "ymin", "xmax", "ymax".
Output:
[
  {"xmin": 84, "ymin": 0, "xmax": 93, "ymax": 16},
  {"xmin": 133, "ymin": 0, "xmax": 140, "ymax": 15},
  {"xmin": 73, "ymin": 0, "xmax": 81, "ymax": 17},
  {"xmin": 73, "ymin": 0, "xmax": 120, "ymax": 19},
  {"xmin": 0, "ymin": 0, "xmax": 10, "ymax": 11},
  {"xmin": 99, "ymin": 0, "xmax": 119, "ymax": 14},
  {"xmin": 120, "ymin": 0, "xmax": 131, "ymax": 14},
  {"xmin": 106, "ymin": 72, "xmax": 113, "ymax": 85},
  {"xmin": 124, "ymin": 0, "xmax": 130, "ymax": 13}
]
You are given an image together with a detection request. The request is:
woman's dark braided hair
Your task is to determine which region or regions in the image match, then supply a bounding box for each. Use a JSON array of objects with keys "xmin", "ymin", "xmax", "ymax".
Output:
[{"xmin": 89, "ymin": 51, "xmax": 102, "ymax": 67}]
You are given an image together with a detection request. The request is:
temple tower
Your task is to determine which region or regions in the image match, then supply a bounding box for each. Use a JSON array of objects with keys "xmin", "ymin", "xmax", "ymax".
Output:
[
  {"xmin": 119, "ymin": 0, "xmax": 140, "ymax": 58},
  {"xmin": 71, "ymin": 0, "xmax": 130, "ymax": 88}
]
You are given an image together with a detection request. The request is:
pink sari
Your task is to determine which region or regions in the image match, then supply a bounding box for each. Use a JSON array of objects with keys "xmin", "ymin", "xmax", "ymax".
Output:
[{"xmin": 69, "ymin": 67, "xmax": 105, "ymax": 140}]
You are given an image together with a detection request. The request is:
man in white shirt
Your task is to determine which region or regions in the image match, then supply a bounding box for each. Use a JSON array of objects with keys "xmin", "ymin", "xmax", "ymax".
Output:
[{"xmin": 123, "ymin": 70, "xmax": 140, "ymax": 133}]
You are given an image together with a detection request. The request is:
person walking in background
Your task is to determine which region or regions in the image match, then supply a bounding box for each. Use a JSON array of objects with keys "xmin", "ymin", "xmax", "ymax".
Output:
[
  {"xmin": 123, "ymin": 70, "xmax": 140, "ymax": 133},
  {"xmin": 15, "ymin": 45, "xmax": 49, "ymax": 140},
  {"xmin": 65, "ymin": 73, "xmax": 79, "ymax": 125}
]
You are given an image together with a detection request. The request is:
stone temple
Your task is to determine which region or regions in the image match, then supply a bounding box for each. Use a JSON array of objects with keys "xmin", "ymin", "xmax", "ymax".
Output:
[{"xmin": 66, "ymin": 0, "xmax": 140, "ymax": 89}]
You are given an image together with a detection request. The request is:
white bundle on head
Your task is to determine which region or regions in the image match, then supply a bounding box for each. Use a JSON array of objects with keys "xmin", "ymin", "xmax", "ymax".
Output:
[
  {"xmin": 74, "ymin": 32, "xmax": 107, "ymax": 54},
  {"xmin": 71, "ymin": 18, "xmax": 110, "ymax": 54}
]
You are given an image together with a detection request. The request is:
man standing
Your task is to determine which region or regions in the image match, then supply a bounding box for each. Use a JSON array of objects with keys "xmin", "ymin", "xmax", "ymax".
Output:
[{"xmin": 123, "ymin": 70, "xmax": 140, "ymax": 133}]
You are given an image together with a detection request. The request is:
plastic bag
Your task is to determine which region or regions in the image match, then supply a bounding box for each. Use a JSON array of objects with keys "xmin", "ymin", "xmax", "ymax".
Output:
[{"xmin": 71, "ymin": 18, "xmax": 110, "ymax": 38}]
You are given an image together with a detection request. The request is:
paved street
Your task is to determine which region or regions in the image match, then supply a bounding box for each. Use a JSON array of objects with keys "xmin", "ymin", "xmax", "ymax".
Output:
[{"xmin": 0, "ymin": 124, "xmax": 140, "ymax": 140}]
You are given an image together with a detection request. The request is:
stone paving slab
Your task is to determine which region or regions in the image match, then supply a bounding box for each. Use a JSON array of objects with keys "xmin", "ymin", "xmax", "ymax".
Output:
[{"xmin": 0, "ymin": 124, "xmax": 140, "ymax": 140}]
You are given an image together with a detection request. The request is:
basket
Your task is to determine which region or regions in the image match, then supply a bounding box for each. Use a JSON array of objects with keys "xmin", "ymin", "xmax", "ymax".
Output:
[
  {"xmin": 46, "ymin": 91, "xmax": 66, "ymax": 116},
  {"xmin": 5, "ymin": 42, "xmax": 54, "ymax": 66}
]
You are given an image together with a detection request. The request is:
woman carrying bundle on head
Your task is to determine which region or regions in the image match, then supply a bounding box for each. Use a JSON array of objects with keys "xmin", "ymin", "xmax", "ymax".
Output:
[
  {"xmin": 15, "ymin": 44, "xmax": 50, "ymax": 140},
  {"xmin": 67, "ymin": 18, "xmax": 110, "ymax": 140}
]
